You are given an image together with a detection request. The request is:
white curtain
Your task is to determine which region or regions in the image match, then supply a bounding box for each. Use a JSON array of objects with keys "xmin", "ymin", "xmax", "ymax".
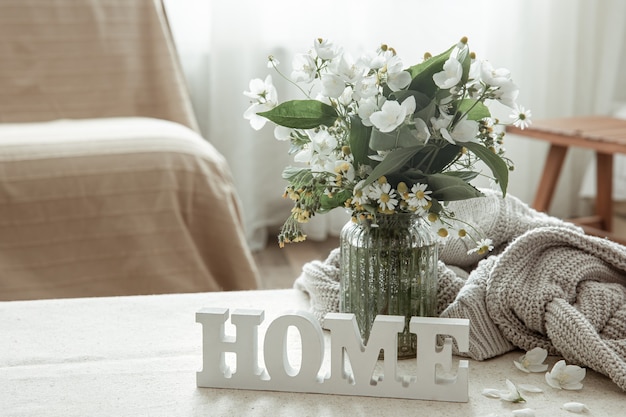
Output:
[{"xmin": 164, "ymin": 0, "xmax": 626, "ymax": 250}]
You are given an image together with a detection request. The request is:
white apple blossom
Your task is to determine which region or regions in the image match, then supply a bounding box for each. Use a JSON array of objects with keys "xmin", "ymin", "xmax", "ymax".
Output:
[
  {"xmin": 433, "ymin": 57, "xmax": 463, "ymax": 89},
  {"xmin": 273, "ymin": 125, "xmax": 292, "ymax": 141},
  {"xmin": 369, "ymin": 96, "xmax": 416, "ymax": 133},
  {"xmin": 329, "ymin": 53, "xmax": 365, "ymax": 85},
  {"xmin": 480, "ymin": 60, "xmax": 513, "ymax": 87},
  {"xmin": 441, "ymin": 118, "xmax": 479, "ymax": 144},
  {"xmin": 313, "ymin": 38, "xmax": 339, "ymax": 60},
  {"xmin": 244, "ymin": 102, "xmax": 274, "ymax": 130},
  {"xmin": 385, "ymin": 55, "xmax": 411, "ymax": 91},
  {"xmin": 353, "ymin": 74, "xmax": 379, "ymax": 100},
  {"xmin": 293, "ymin": 129, "xmax": 338, "ymax": 174},
  {"xmin": 480, "ymin": 60, "xmax": 519, "ymax": 108},
  {"xmin": 361, "ymin": 53, "xmax": 384, "ymax": 71},
  {"xmin": 357, "ymin": 96, "xmax": 384, "ymax": 126},
  {"xmin": 514, "ymin": 347, "xmax": 549, "ymax": 373},
  {"xmin": 413, "ymin": 118, "xmax": 431, "ymax": 143},
  {"xmin": 494, "ymin": 82, "xmax": 520, "ymax": 109},
  {"xmin": 243, "ymin": 75, "xmax": 277, "ymax": 103},
  {"xmin": 321, "ymin": 73, "xmax": 345, "ymax": 98},
  {"xmin": 291, "ymin": 53, "xmax": 317, "ymax": 83},
  {"xmin": 338, "ymin": 86, "xmax": 354, "ymax": 107},
  {"xmin": 431, "ymin": 113, "xmax": 452, "ymax": 132},
  {"xmin": 545, "ymin": 360, "xmax": 586, "ymax": 390}
]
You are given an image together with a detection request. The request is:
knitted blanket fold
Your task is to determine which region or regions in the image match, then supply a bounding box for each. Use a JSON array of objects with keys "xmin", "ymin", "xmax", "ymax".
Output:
[{"xmin": 294, "ymin": 189, "xmax": 626, "ymax": 391}]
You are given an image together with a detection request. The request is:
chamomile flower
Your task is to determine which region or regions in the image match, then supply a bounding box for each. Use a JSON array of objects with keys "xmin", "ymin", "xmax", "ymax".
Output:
[
  {"xmin": 368, "ymin": 180, "xmax": 398, "ymax": 212},
  {"xmin": 406, "ymin": 183, "xmax": 432, "ymax": 209},
  {"xmin": 468, "ymin": 238, "xmax": 494, "ymax": 255},
  {"xmin": 510, "ymin": 105, "xmax": 532, "ymax": 130}
]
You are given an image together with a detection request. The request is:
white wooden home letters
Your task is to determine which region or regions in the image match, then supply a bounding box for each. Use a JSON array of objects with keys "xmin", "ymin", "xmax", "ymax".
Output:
[{"xmin": 196, "ymin": 308, "xmax": 469, "ymax": 402}]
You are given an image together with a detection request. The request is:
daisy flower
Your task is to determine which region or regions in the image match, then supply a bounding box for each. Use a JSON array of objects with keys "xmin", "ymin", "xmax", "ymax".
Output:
[
  {"xmin": 407, "ymin": 183, "xmax": 432, "ymax": 209},
  {"xmin": 510, "ymin": 105, "xmax": 532, "ymax": 129},
  {"xmin": 369, "ymin": 182, "xmax": 398, "ymax": 212},
  {"xmin": 468, "ymin": 238, "xmax": 494, "ymax": 255}
]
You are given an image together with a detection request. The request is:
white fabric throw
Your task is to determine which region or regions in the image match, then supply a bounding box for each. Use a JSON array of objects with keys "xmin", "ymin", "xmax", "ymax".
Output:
[{"xmin": 294, "ymin": 189, "xmax": 626, "ymax": 391}]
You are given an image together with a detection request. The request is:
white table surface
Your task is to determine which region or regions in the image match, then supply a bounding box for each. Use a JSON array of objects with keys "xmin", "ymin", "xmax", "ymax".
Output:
[{"xmin": 1, "ymin": 289, "xmax": 623, "ymax": 416}]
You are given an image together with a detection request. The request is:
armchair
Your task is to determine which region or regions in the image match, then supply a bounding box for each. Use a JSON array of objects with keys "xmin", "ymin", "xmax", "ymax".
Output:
[{"xmin": 0, "ymin": 0, "xmax": 260, "ymax": 300}]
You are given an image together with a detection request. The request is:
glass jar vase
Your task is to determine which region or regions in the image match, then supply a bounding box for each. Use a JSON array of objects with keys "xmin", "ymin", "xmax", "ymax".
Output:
[{"xmin": 339, "ymin": 213, "xmax": 438, "ymax": 358}]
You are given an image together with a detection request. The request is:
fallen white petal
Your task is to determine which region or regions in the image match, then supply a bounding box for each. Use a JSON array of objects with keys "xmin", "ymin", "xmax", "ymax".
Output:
[
  {"xmin": 514, "ymin": 360, "xmax": 530, "ymax": 373},
  {"xmin": 481, "ymin": 388, "xmax": 502, "ymax": 398},
  {"xmin": 512, "ymin": 408, "xmax": 535, "ymax": 417},
  {"xmin": 518, "ymin": 384, "xmax": 543, "ymax": 393},
  {"xmin": 563, "ymin": 402, "xmax": 589, "ymax": 413}
]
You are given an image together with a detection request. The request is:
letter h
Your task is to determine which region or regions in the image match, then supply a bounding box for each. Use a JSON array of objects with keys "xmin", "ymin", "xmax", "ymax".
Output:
[{"xmin": 196, "ymin": 307, "xmax": 264, "ymax": 387}]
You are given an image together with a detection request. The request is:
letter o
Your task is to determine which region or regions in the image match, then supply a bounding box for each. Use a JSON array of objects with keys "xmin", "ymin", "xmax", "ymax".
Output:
[{"xmin": 263, "ymin": 312, "xmax": 324, "ymax": 384}]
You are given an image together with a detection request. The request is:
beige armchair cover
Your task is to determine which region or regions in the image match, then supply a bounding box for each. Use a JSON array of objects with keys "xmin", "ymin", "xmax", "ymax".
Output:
[{"xmin": 0, "ymin": 0, "xmax": 260, "ymax": 300}]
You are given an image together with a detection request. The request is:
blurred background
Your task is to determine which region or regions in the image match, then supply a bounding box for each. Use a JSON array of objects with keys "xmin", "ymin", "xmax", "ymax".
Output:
[{"xmin": 163, "ymin": 0, "xmax": 626, "ymax": 251}]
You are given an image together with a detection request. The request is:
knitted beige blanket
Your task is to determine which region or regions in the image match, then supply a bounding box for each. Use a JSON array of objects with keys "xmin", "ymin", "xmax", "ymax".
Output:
[{"xmin": 294, "ymin": 190, "xmax": 626, "ymax": 391}]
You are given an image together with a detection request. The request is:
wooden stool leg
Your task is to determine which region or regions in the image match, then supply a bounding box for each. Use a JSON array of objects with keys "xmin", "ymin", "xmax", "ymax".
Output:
[
  {"xmin": 595, "ymin": 152, "xmax": 613, "ymax": 231},
  {"xmin": 533, "ymin": 144, "xmax": 568, "ymax": 212}
]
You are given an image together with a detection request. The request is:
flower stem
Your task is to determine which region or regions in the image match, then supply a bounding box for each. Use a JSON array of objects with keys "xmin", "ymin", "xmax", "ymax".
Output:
[{"xmin": 268, "ymin": 58, "xmax": 313, "ymax": 99}]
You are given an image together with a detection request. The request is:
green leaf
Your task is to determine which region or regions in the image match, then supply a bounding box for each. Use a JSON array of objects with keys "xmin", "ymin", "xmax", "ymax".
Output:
[
  {"xmin": 442, "ymin": 170, "xmax": 480, "ymax": 182},
  {"xmin": 425, "ymin": 173, "xmax": 484, "ymax": 201},
  {"xmin": 456, "ymin": 99, "xmax": 491, "ymax": 121},
  {"xmin": 282, "ymin": 166, "xmax": 311, "ymax": 182},
  {"xmin": 463, "ymin": 141, "xmax": 509, "ymax": 195},
  {"xmin": 258, "ymin": 100, "xmax": 338, "ymax": 129},
  {"xmin": 458, "ymin": 45, "xmax": 472, "ymax": 84},
  {"xmin": 407, "ymin": 45, "xmax": 455, "ymax": 98},
  {"xmin": 362, "ymin": 146, "xmax": 421, "ymax": 187},
  {"xmin": 319, "ymin": 189, "xmax": 352, "ymax": 211},
  {"xmin": 414, "ymin": 101, "xmax": 437, "ymax": 125},
  {"xmin": 348, "ymin": 116, "xmax": 371, "ymax": 168},
  {"xmin": 410, "ymin": 143, "xmax": 462, "ymax": 174},
  {"xmin": 388, "ymin": 90, "xmax": 432, "ymax": 112},
  {"xmin": 370, "ymin": 125, "xmax": 422, "ymax": 151}
]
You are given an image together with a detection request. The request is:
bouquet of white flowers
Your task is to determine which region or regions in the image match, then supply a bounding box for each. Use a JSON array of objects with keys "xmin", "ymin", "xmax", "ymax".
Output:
[{"xmin": 244, "ymin": 37, "xmax": 531, "ymax": 253}]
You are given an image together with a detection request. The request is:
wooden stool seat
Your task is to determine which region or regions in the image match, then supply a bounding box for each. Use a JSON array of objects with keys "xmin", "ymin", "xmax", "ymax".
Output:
[{"xmin": 507, "ymin": 116, "xmax": 626, "ymax": 244}]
